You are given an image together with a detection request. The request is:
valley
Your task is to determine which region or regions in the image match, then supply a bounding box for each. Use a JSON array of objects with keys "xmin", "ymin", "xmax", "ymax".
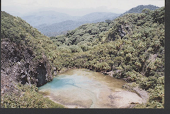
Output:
[{"xmin": 1, "ymin": 5, "xmax": 164, "ymax": 109}]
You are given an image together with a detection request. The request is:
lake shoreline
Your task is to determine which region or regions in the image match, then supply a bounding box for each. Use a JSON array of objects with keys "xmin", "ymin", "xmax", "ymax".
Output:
[{"xmin": 39, "ymin": 69, "xmax": 149, "ymax": 108}]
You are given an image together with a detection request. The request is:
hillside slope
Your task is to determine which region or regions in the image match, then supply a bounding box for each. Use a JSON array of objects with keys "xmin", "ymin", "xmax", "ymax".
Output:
[
  {"xmin": 51, "ymin": 7, "xmax": 165, "ymax": 108},
  {"xmin": 1, "ymin": 11, "xmax": 64, "ymax": 108}
]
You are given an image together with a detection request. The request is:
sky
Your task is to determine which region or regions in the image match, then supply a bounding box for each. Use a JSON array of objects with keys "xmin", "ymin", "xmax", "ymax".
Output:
[{"xmin": 2, "ymin": 0, "xmax": 165, "ymax": 16}]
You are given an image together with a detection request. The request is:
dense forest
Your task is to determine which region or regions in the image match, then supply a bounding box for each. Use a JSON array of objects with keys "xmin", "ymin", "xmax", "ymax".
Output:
[{"xmin": 1, "ymin": 6, "xmax": 164, "ymax": 108}]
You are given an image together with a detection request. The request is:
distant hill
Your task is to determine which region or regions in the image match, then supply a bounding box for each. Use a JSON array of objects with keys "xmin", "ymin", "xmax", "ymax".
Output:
[
  {"xmin": 21, "ymin": 5, "xmax": 160, "ymax": 37},
  {"xmin": 21, "ymin": 11, "xmax": 80, "ymax": 27},
  {"xmin": 76, "ymin": 12, "xmax": 119, "ymax": 22},
  {"xmin": 120, "ymin": 5, "xmax": 159, "ymax": 16},
  {"xmin": 36, "ymin": 20, "xmax": 88, "ymax": 37},
  {"xmin": 34, "ymin": 12, "xmax": 119, "ymax": 37}
]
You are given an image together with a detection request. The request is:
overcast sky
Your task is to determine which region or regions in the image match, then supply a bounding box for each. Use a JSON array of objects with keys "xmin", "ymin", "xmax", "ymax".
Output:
[{"xmin": 2, "ymin": 0, "xmax": 165, "ymax": 16}]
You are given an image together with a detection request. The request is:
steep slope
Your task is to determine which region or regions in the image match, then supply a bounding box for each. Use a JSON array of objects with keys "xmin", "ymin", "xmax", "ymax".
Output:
[{"xmin": 1, "ymin": 11, "xmax": 64, "ymax": 108}]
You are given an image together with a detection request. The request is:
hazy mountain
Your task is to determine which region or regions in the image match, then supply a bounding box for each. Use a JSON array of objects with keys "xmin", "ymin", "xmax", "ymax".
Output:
[
  {"xmin": 21, "ymin": 11, "xmax": 80, "ymax": 27},
  {"xmin": 77, "ymin": 12, "xmax": 120, "ymax": 22},
  {"xmin": 36, "ymin": 20, "xmax": 88, "ymax": 37},
  {"xmin": 34, "ymin": 12, "xmax": 120, "ymax": 37},
  {"xmin": 21, "ymin": 5, "xmax": 160, "ymax": 37},
  {"xmin": 120, "ymin": 5, "xmax": 159, "ymax": 16}
]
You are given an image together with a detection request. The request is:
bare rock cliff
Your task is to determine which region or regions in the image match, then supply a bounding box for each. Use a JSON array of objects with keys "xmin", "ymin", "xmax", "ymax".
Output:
[{"xmin": 1, "ymin": 39, "xmax": 53, "ymax": 94}]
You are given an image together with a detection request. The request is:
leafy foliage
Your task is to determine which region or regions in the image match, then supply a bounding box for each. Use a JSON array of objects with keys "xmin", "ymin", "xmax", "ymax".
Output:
[
  {"xmin": 1, "ymin": 84, "xmax": 64, "ymax": 108},
  {"xmin": 51, "ymin": 7, "xmax": 165, "ymax": 108},
  {"xmin": 1, "ymin": 7, "xmax": 164, "ymax": 108},
  {"xmin": 51, "ymin": 22, "xmax": 114, "ymax": 47}
]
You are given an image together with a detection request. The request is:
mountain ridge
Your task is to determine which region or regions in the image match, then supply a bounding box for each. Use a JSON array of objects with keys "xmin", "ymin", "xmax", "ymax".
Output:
[
  {"xmin": 33, "ymin": 12, "xmax": 120, "ymax": 37},
  {"xmin": 120, "ymin": 4, "xmax": 160, "ymax": 16},
  {"xmin": 21, "ymin": 4, "xmax": 159, "ymax": 37},
  {"xmin": 21, "ymin": 11, "xmax": 80, "ymax": 27}
]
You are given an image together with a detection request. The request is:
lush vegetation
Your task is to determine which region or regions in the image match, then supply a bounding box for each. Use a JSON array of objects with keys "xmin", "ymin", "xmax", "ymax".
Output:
[
  {"xmin": 51, "ymin": 20, "xmax": 115, "ymax": 46},
  {"xmin": 1, "ymin": 6, "xmax": 164, "ymax": 108},
  {"xmin": 1, "ymin": 11, "xmax": 63, "ymax": 108},
  {"xmin": 1, "ymin": 11, "xmax": 61, "ymax": 69},
  {"xmin": 50, "ymin": 7, "xmax": 165, "ymax": 108},
  {"xmin": 1, "ymin": 84, "xmax": 64, "ymax": 108}
]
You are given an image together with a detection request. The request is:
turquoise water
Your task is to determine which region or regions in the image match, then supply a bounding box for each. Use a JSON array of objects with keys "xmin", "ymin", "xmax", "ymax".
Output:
[
  {"xmin": 38, "ymin": 69, "xmax": 126, "ymax": 108},
  {"xmin": 39, "ymin": 74, "xmax": 94, "ymax": 90}
]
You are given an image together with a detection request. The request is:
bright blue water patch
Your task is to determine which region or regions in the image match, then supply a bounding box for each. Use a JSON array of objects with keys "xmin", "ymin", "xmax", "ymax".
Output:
[{"xmin": 39, "ymin": 74, "xmax": 94, "ymax": 91}]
